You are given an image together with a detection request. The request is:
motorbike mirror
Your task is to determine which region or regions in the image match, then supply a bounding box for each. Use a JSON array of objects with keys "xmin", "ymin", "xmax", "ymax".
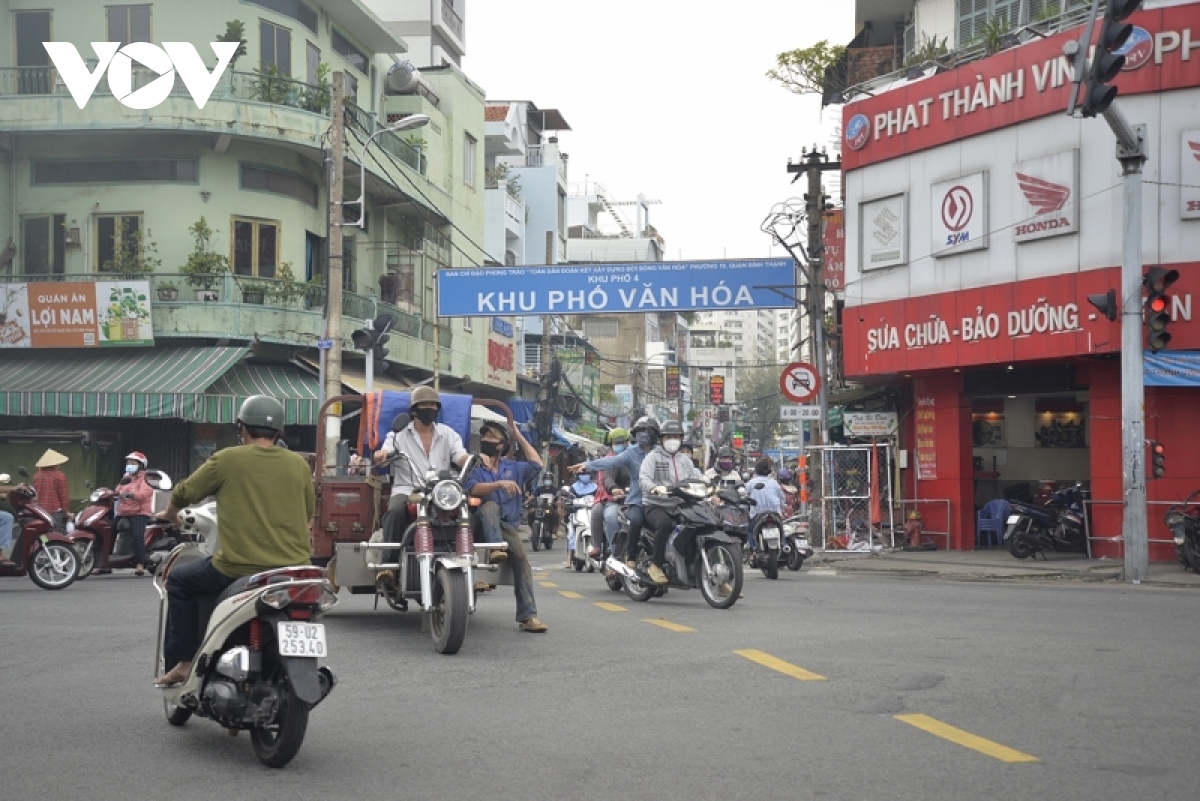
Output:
[
  {"xmin": 18, "ymin": 466, "xmax": 29, "ymax": 478},
  {"xmin": 391, "ymin": 412, "xmax": 411, "ymax": 433},
  {"xmin": 458, "ymin": 454, "xmax": 476, "ymax": 481}
]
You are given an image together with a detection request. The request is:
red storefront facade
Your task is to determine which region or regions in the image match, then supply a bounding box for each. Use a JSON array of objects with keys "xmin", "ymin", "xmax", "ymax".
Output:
[{"xmin": 840, "ymin": 3, "xmax": 1200, "ymax": 558}]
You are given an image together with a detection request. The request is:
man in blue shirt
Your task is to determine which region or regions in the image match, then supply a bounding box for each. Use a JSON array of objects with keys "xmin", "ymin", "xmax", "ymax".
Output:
[
  {"xmin": 570, "ymin": 416, "xmax": 659, "ymax": 567},
  {"xmin": 465, "ymin": 420, "xmax": 547, "ymax": 633}
]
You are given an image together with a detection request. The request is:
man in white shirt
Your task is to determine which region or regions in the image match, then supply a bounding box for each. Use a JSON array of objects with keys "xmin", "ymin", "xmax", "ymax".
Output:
[{"xmin": 372, "ymin": 386, "xmax": 469, "ymax": 556}]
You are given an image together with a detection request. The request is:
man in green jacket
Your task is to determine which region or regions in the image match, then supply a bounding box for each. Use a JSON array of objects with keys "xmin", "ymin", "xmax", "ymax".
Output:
[{"xmin": 154, "ymin": 395, "xmax": 314, "ymax": 687}]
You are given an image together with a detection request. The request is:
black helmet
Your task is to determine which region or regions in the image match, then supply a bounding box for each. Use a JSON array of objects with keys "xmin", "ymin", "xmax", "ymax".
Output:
[
  {"xmin": 717, "ymin": 446, "xmax": 735, "ymax": 459},
  {"xmin": 237, "ymin": 395, "xmax": 285, "ymax": 434},
  {"xmin": 479, "ymin": 419, "xmax": 512, "ymax": 450},
  {"xmin": 631, "ymin": 416, "xmax": 660, "ymax": 436},
  {"xmin": 660, "ymin": 420, "xmax": 685, "ymax": 438}
]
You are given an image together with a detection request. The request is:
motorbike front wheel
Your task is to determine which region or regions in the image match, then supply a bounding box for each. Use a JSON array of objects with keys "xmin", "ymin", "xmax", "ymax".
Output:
[
  {"xmin": 250, "ymin": 668, "xmax": 310, "ymax": 768},
  {"xmin": 530, "ymin": 520, "xmax": 542, "ymax": 552},
  {"xmin": 28, "ymin": 542, "xmax": 79, "ymax": 590},
  {"xmin": 1184, "ymin": 536, "xmax": 1200, "ymax": 573},
  {"xmin": 430, "ymin": 567, "xmax": 469, "ymax": 655},
  {"xmin": 761, "ymin": 546, "xmax": 780, "ymax": 580},
  {"xmin": 697, "ymin": 542, "xmax": 742, "ymax": 609},
  {"xmin": 74, "ymin": 540, "xmax": 96, "ymax": 580},
  {"xmin": 1008, "ymin": 526, "xmax": 1037, "ymax": 559}
]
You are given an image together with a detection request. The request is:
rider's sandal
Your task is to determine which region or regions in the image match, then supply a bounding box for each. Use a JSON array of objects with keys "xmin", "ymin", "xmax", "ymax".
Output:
[{"xmin": 0, "ymin": 559, "xmax": 16, "ymax": 569}]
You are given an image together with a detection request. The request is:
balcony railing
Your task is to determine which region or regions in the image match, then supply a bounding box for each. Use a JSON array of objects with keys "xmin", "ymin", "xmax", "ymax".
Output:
[
  {"xmin": 441, "ymin": 0, "xmax": 464, "ymax": 41},
  {"xmin": 525, "ymin": 145, "xmax": 543, "ymax": 167},
  {"xmin": 504, "ymin": 192, "xmax": 525, "ymax": 224},
  {"xmin": 345, "ymin": 100, "xmax": 427, "ymax": 175}
]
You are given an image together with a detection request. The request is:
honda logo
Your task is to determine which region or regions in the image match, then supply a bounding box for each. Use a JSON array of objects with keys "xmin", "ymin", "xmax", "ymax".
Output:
[
  {"xmin": 43, "ymin": 42, "xmax": 239, "ymax": 109},
  {"xmin": 1013, "ymin": 151, "xmax": 1078, "ymax": 243},
  {"xmin": 1016, "ymin": 172, "xmax": 1070, "ymax": 214}
]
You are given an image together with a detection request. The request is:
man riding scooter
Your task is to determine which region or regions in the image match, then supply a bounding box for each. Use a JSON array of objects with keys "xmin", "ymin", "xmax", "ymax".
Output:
[
  {"xmin": 587, "ymin": 428, "xmax": 630, "ymax": 564},
  {"xmin": 154, "ymin": 395, "xmax": 315, "ymax": 687}
]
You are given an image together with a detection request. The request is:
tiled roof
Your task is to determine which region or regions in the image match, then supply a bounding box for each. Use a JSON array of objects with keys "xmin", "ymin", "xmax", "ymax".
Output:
[{"xmin": 484, "ymin": 106, "xmax": 509, "ymax": 122}]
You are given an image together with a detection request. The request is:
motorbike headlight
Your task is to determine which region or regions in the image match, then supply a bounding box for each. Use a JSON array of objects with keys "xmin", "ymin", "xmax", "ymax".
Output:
[
  {"xmin": 680, "ymin": 482, "xmax": 707, "ymax": 499},
  {"xmin": 432, "ymin": 480, "xmax": 464, "ymax": 511},
  {"xmin": 89, "ymin": 489, "xmax": 102, "ymax": 502}
]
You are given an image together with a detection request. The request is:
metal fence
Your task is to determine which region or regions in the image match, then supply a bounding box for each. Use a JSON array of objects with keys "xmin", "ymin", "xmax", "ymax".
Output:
[
  {"xmin": 893, "ymin": 498, "xmax": 953, "ymax": 550},
  {"xmin": 1083, "ymin": 499, "xmax": 1183, "ymax": 560},
  {"xmin": 807, "ymin": 444, "xmax": 896, "ymax": 551}
]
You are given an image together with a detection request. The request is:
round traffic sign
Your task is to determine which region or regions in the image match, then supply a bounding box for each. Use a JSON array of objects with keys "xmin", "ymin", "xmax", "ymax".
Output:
[{"xmin": 780, "ymin": 362, "xmax": 821, "ymax": 403}]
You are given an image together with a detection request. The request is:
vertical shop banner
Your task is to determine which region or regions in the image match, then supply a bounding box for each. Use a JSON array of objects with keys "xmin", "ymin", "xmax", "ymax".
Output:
[
  {"xmin": 665, "ymin": 365, "xmax": 680, "ymax": 399},
  {"xmin": 823, "ymin": 210, "xmax": 845, "ymax": 290},
  {"xmin": 0, "ymin": 280, "xmax": 153, "ymax": 348},
  {"xmin": 915, "ymin": 395, "xmax": 937, "ymax": 480},
  {"xmin": 709, "ymin": 375, "xmax": 725, "ymax": 405}
]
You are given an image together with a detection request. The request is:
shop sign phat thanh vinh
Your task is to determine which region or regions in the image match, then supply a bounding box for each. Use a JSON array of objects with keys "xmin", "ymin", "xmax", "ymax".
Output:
[{"xmin": 0, "ymin": 280, "xmax": 153, "ymax": 348}]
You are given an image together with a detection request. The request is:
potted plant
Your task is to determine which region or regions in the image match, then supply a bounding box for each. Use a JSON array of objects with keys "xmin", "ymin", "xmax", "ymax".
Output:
[
  {"xmin": 301, "ymin": 62, "xmax": 331, "ymax": 113},
  {"xmin": 240, "ymin": 279, "xmax": 269, "ymax": 305},
  {"xmin": 181, "ymin": 216, "xmax": 230, "ymax": 301},
  {"xmin": 304, "ymin": 272, "xmax": 325, "ymax": 311},
  {"xmin": 101, "ymin": 229, "xmax": 161, "ymax": 278},
  {"xmin": 156, "ymin": 281, "xmax": 179, "ymax": 302},
  {"xmin": 267, "ymin": 261, "xmax": 305, "ymax": 306}
]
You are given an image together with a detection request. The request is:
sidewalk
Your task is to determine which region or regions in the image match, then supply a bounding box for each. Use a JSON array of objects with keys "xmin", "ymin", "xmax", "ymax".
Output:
[{"xmin": 806, "ymin": 547, "xmax": 1200, "ymax": 588}]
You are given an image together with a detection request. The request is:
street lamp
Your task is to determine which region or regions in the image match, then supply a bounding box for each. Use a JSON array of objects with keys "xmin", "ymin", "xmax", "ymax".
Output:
[{"xmin": 344, "ymin": 113, "xmax": 430, "ymax": 229}]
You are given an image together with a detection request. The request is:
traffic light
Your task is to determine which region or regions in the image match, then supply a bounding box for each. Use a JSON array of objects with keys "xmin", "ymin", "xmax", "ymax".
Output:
[
  {"xmin": 1086, "ymin": 288, "xmax": 1118, "ymax": 321},
  {"xmin": 1143, "ymin": 267, "xmax": 1179, "ymax": 352},
  {"xmin": 351, "ymin": 313, "xmax": 394, "ymax": 365},
  {"xmin": 1080, "ymin": 0, "xmax": 1143, "ymax": 117},
  {"xmin": 1149, "ymin": 440, "xmax": 1166, "ymax": 479}
]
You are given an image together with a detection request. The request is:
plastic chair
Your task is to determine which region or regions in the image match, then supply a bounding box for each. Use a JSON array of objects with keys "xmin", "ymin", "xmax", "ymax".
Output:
[{"xmin": 976, "ymin": 499, "xmax": 1010, "ymax": 547}]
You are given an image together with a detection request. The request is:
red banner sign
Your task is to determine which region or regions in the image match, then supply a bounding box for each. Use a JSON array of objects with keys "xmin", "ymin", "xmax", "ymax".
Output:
[
  {"xmin": 486, "ymin": 338, "xmax": 515, "ymax": 390},
  {"xmin": 842, "ymin": 5, "xmax": 1200, "ymax": 171},
  {"xmin": 915, "ymin": 395, "xmax": 937, "ymax": 481},
  {"xmin": 823, "ymin": 210, "xmax": 844, "ymax": 290},
  {"xmin": 666, "ymin": 365, "xmax": 680, "ymax": 399},
  {"xmin": 709, "ymin": 375, "xmax": 725, "ymax": 405}
]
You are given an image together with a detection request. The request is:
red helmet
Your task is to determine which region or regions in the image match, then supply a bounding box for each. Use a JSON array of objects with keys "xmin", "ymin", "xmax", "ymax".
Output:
[{"xmin": 125, "ymin": 451, "xmax": 148, "ymax": 469}]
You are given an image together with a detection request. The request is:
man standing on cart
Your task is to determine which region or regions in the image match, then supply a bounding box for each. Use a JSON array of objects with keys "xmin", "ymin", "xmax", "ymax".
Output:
[{"xmin": 464, "ymin": 421, "xmax": 548, "ymax": 633}]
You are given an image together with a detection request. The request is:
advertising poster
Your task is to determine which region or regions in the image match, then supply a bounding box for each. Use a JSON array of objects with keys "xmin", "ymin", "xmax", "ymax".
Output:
[
  {"xmin": 844, "ymin": 411, "xmax": 899, "ymax": 438},
  {"xmin": 915, "ymin": 396, "xmax": 937, "ymax": 480},
  {"xmin": 0, "ymin": 280, "xmax": 153, "ymax": 348}
]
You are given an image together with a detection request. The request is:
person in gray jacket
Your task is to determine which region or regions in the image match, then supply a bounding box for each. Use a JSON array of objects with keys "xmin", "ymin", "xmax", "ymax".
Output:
[
  {"xmin": 639, "ymin": 420, "xmax": 705, "ymax": 585},
  {"xmin": 571, "ymin": 416, "xmax": 660, "ymax": 567}
]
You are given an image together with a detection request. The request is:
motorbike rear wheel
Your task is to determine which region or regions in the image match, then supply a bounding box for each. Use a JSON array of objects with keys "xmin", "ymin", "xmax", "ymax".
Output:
[
  {"xmin": 430, "ymin": 567, "xmax": 469, "ymax": 655},
  {"xmin": 786, "ymin": 539, "xmax": 804, "ymax": 571},
  {"xmin": 1008, "ymin": 527, "xmax": 1037, "ymax": 559},
  {"xmin": 75, "ymin": 540, "xmax": 96, "ymax": 580},
  {"xmin": 622, "ymin": 554, "xmax": 656, "ymax": 603},
  {"xmin": 530, "ymin": 520, "xmax": 542, "ymax": 552},
  {"xmin": 698, "ymin": 542, "xmax": 742, "ymax": 609},
  {"xmin": 28, "ymin": 542, "xmax": 79, "ymax": 590},
  {"xmin": 250, "ymin": 668, "xmax": 310, "ymax": 768},
  {"xmin": 762, "ymin": 547, "xmax": 780, "ymax": 580},
  {"xmin": 1184, "ymin": 536, "xmax": 1200, "ymax": 573}
]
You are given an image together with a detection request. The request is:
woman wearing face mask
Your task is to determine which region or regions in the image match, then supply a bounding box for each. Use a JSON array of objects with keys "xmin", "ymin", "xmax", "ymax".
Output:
[
  {"xmin": 639, "ymin": 420, "xmax": 706, "ymax": 585},
  {"xmin": 116, "ymin": 451, "xmax": 154, "ymax": 576},
  {"xmin": 705, "ymin": 446, "xmax": 744, "ymax": 492}
]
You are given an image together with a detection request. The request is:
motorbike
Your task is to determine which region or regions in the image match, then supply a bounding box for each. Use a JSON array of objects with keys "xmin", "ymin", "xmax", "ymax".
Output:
[
  {"xmin": 782, "ymin": 514, "xmax": 814, "ymax": 572},
  {"xmin": 332, "ymin": 444, "xmax": 491, "ymax": 655},
  {"xmin": 1004, "ymin": 483, "xmax": 1089, "ymax": 559},
  {"xmin": 606, "ymin": 480, "xmax": 744, "ymax": 609},
  {"xmin": 0, "ymin": 468, "xmax": 80, "ymax": 589},
  {"xmin": 526, "ymin": 473, "xmax": 558, "ymax": 552},
  {"xmin": 1164, "ymin": 489, "xmax": 1200, "ymax": 572},
  {"xmin": 154, "ymin": 500, "xmax": 337, "ymax": 768},
  {"xmin": 72, "ymin": 470, "xmax": 176, "ymax": 578},
  {"xmin": 748, "ymin": 508, "xmax": 786, "ymax": 580},
  {"xmin": 564, "ymin": 491, "xmax": 601, "ymax": 572}
]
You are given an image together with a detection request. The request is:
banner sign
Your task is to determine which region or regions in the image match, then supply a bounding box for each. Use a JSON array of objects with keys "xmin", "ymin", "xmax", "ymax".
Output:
[
  {"xmin": 842, "ymin": 4, "xmax": 1200, "ymax": 171},
  {"xmin": 1145, "ymin": 350, "xmax": 1200, "ymax": 386},
  {"xmin": 844, "ymin": 411, "xmax": 899, "ymax": 437},
  {"xmin": 1, "ymin": 280, "xmax": 153, "ymax": 348},
  {"xmin": 436, "ymin": 259, "xmax": 795, "ymax": 317},
  {"xmin": 823, "ymin": 210, "xmax": 845, "ymax": 290},
  {"xmin": 709, "ymin": 375, "xmax": 725, "ymax": 405},
  {"xmin": 915, "ymin": 396, "xmax": 937, "ymax": 480},
  {"xmin": 666, "ymin": 365, "xmax": 680, "ymax": 399}
]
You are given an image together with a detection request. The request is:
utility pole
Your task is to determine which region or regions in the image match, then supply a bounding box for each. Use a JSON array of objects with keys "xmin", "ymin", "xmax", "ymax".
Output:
[
  {"xmin": 786, "ymin": 147, "xmax": 841, "ymax": 447},
  {"xmin": 321, "ymin": 71, "xmax": 346, "ymax": 474},
  {"xmin": 541, "ymin": 231, "xmax": 554, "ymax": 381}
]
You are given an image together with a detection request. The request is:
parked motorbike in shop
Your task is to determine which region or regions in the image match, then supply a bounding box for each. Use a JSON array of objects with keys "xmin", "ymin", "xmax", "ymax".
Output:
[
  {"xmin": 0, "ymin": 469, "xmax": 80, "ymax": 589},
  {"xmin": 606, "ymin": 480, "xmax": 744, "ymax": 609},
  {"xmin": 72, "ymin": 470, "xmax": 176, "ymax": 578},
  {"xmin": 154, "ymin": 500, "xmax": 337, "ymax": 768},
  {"xmin": 1004, "ymin": 483, "xmax": 1089, "ymax": 559},
  {"xmin": 526, "ymin": 473, "xmax": 558, "ymax": 552},
  {"xmin": 1164, "ymin": 490, "xmax": 1200, "ymax": 572}
]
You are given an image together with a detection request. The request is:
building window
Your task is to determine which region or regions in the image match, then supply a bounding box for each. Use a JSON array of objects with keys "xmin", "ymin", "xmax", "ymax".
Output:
[
  {"xmin": 246, "ymin": 0, "xmax": 317, "ymax": 33},
  {"xmin": 331, "ymin": 28, "xmax": 368, "ymax": 74},
  {"xmin": 241, "ymin": 164, "xmax": 317, "ymax": 207},
  {"xmin": 106, "ymin": 5, "xmax": 151, "ymax": 46},
  {"xmin": 232, "ymin": 217, "xmax": 281, "ymax": 278},
  {"xmin": 463, "ymin": 133, "xmax": 477, "ymax": 187},
  {"xmin": 957, "ymin": 0, "xmax": 1020, "ymax": 47},
  {"xmin": 21, "ymin": 214, "xmax": 65, "ymax": 275},
  {"xmin": 32, "ymin": 159, "xmax": 197, "ymax": 184},
  {"xmin": 260, "ymin": 19, "xmax": 292, "ymax": 75},
  {"xmin": 306, "ymin": 41, "xmax": 320, "ymax": 86},
  {"xmin": 341, "ymin": 238, "xmax": 356, "ymax": 293},
  {"xmin": 96, "ymin": 213, "xmax": 142, "ymax": 272},
  {"xmin": 462, "ymin": 318, "xmax": 472, "ymax": 332},
  {"xmin": 15, "ymin": 10, "xmax": 52, "ymax": 94}
]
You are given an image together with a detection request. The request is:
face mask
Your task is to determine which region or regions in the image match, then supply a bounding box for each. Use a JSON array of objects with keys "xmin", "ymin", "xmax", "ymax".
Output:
[
  {"xmin": 718, "ymin": 460, "xmax": 734, "ymax": 472},
  {"xmin": 663, "ymin": 439, "xmax": 681, "ymax": 455},
  {"xmin": 480, "ymin": 440, "xmax": 502, "ymax": 457},
  {"xmin": 413, "ymin": 407, "xmax": 438, "ymax": 425},
  {"xmin": 612, "ymin": 443, "xmax": 627, "ymax": 454},
  {"xmin": 578, "ymin": 474, "xmax": 592, "ymax": 483},
  {"xmin": 635, "ymin": 432, "xmax": 654, "ymax": 448},
  {"xmin": 125, "ymin": 465, "xmax": 138, "ymax": 475}
]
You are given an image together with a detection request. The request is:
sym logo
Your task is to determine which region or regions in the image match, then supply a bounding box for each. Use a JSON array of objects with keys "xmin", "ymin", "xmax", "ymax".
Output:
[
  {"xmin": 1016, "ymin": 172, "xmax": 1070, "ymax": 214},
  {"xmin": 43, "ymin": 42, "xmax": 239, "ymax": 110},
  {"xmin": 940, "ymin": 185, "xmax": 974, "ymax": 232}
]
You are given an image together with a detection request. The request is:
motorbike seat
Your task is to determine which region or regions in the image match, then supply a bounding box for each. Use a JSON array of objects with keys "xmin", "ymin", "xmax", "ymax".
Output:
[{"xmin": 197, "ymin": 576, "xmax": 255, "ymax": 636}]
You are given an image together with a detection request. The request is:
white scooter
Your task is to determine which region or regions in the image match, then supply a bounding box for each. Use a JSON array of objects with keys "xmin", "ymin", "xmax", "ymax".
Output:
[
  {"xmin": 153, "ymin": 502, "xmax": 338, "ymax": 768},
  {"xmin": 565, "ymin": 492, "xmax": 601, "ymax": 573}
]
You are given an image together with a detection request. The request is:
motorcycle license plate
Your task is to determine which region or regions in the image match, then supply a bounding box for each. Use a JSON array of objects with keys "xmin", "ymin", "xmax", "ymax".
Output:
[
  {"xmin": 1006, "ymin": 515, "xmax": 1021, "ymax": 524},
  {"xmin": 796, "ymin": 539, "xmax": 810, "ymax": 550},
  {"xmin": 762, "ymin": 527, "xmax": 780, "ymax": 547},
  {"xmin": 276, "ymin": 622, "xmax": 327, "ymax": 658}
]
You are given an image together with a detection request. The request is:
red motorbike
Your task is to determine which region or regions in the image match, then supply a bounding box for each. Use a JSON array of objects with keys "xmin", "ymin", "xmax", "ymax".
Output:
[
  {"xmin": 1, "ymin": 467, "xmax": 80, "ymax": 589},
  {"xmin": 72, "ymin": 470, "xmax": 175, "ymax": 579}
]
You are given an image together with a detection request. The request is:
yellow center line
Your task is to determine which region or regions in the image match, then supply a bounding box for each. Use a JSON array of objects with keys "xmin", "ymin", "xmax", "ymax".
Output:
[
  {"xmin": 559, "ymin": 590, "xmax": 584, "ymax": 599},
  {"xmin": 594, "ymin": 602, "xmax": 628, "ymax": 612},
  {"xmin": 734, "ymin": 649, "xmax": 826, "ymax": 681},
  {"xmin": 894, "ymin": 714, "xmax": 1039, "ymax": 763},
  {"xmin": 538, "ymin": 581, "xmax": 558, "ymax": 588},
  {"xmin": 644, "ymin": 618, "xmax": 696, "ymax": 633}
]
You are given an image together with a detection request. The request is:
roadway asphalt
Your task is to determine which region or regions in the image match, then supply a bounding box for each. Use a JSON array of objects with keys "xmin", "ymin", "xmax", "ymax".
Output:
[{"xmin": 3, "ymin": 546, "xmax": 1198, "ymax": 800}]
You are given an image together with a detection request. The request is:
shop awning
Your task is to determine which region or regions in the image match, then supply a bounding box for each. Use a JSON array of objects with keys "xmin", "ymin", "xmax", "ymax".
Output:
[
  {"xmin": 0, "ymin": 346, "xmax": 248, "ymax": 419},
  {"xmin": 202, "ymin": 363, "xmax": 321, "ymax": 426}
]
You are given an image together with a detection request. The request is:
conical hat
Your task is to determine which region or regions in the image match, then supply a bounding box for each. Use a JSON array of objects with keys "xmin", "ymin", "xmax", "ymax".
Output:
[{"xmin": 36, "ymin": 448, "xmax": 69, "ymax": 468}]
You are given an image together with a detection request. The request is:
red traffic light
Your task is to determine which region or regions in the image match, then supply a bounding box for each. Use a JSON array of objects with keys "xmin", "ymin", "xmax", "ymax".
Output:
[
  {"xmin": 1149, "ymin": 296, "xmax": 1168, "ymax": 314},
  {"xmin": 1152, "ymin": 442, "xmax": 1165, "ymax": 455}
]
